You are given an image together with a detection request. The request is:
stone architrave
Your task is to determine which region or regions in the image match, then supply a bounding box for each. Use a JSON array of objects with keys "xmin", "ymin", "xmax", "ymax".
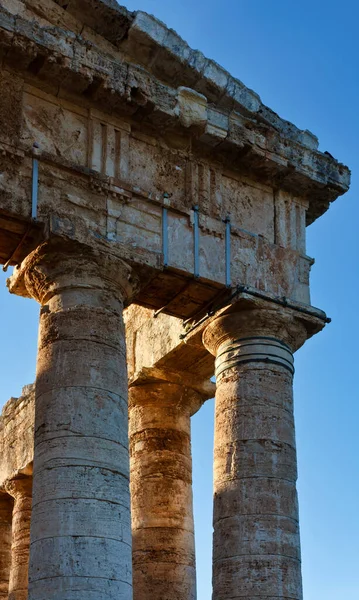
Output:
[
  {"xmin": 5, "ymin": 477, "xmax": 32, "ymax": 600},
  {"xmin": 129, "ymin": 380, "xmax": 207, "ymax": 600},
  {"xmin": 0, "ymin": 491, "xmax": 12, "ymax": 599},
  {"xmin": 8, "ymin": 239, "xmax": 139, "ymax": 600},
  {"xmin": 203, "ymin": 307, "xmax": 314, "ymax": 600}
]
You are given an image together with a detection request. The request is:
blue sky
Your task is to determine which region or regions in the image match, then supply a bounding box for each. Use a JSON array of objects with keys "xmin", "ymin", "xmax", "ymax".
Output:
[{"xmin": 1, "ymin": 1, "xmax": 358, "ymax": 598}]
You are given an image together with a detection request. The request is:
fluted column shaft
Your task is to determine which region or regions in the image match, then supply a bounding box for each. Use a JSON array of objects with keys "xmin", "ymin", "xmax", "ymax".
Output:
[
  {"xmin": 0, "ymin": 492, "xmax": 12, "ymax": 599},
  {"xmin": 5, "ymin": 478, "xmax": 32, "ymax": 600},
  {"xmin": 9, "ymin": 241, "xmax": 138, "ymax": 600},
  {"xmin": 129, "ymin": 382, "xmax": 203, "ymax": 600},
  {"xmin": 203, "ymin": 308, "xmax": 308, "ymax": 600}
]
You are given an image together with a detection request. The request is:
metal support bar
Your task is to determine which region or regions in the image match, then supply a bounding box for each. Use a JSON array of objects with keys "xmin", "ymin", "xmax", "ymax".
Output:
[
  {"xmin": 182, "ymin": 287, "xmax": 230, "ymax": 328},
  {"xmin": 162, "ymin": 206, "xmax": 168, "ymax": 267},
  {"xmin": 193, "ymin": 205, "xmax": 200, "ymax": 278},
  {"xmin": 31, "ymin": 143, "xmax": 39, "ymax": 221},
  {"xmin": 225, "ymin": 216, "xmax": 231, "ymax": 287}
]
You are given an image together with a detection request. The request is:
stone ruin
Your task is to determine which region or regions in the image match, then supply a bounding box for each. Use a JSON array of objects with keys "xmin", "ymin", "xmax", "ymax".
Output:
[{"xmin": 0, "ymin": 1, "xmax": 350, "ymax": 599}]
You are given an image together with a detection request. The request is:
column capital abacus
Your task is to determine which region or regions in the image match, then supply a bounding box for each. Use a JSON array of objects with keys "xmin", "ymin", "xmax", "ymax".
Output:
[
  {"xmin": 129, "ymin": 365, "xmax": 215, "ymax": 416},
  {"xmin": 3, "ymin": 477, "xmax": 32, "ymax": 502},
  {"xmin": 7, "ymin": 239, "xmax": 139, "ymax": 306},
  {"xmin": 203, "ymin": 306, "xmax": 312, "ymax": 357},
  {"xmin": 129, "ymin": 380, "xmax": 204, "ymax": 418}
]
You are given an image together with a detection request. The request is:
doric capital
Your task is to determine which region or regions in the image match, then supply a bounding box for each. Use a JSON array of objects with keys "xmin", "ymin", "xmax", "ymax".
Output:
[
  {"xmin": 203, "ymin": 307, "xmax": 311, "ymax": 357},
  {"xmin": 7, "ymin": 239, "xmax": 139, "ymax": 306},
  {"xmin": 130, "ymin": 366, "xmax": 215, "ymax": 405},
  {"xmin": 4, "ymin": 477, "xmax": 32, "ymax": 502},
  {"xmin": 129, "ymin": 381, "xmax": 205, "ymax": 418}
]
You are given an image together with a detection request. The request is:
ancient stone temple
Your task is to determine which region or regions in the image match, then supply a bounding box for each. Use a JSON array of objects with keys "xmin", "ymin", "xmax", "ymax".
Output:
[{"xmin": 0, "ymin": 1, "xmax": 350, "ymax": 599}]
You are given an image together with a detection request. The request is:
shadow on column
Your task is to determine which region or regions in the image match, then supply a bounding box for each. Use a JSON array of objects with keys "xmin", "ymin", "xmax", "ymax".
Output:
[{"xmin": 0, "ymin": 491, "xmax": 13, "ymax": 599}]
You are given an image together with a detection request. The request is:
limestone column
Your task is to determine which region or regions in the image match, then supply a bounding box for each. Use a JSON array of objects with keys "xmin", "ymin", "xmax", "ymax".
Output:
[
  {"xmin": 8, "ymin": 240, "xmax": 138, "ymax": 600},
  {"xmin": 0, "ymin": 492, "xmax": 12, "ymax": 599},
  {"xmin": 5, "ymin": 477, "xmax": 32, "ymax": 600},
  {"xmin": 203, "ymin": 308, "xmax": 308, "ymax": 600},
  {"xmin": 129, "ymin": 381, "xmax": 204, "ymax": 600}
]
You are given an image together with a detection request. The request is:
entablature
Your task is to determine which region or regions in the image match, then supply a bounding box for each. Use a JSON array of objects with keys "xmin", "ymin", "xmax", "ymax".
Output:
[
  {"xmin": 0, "ymin": 0, "xmax": 350, "ymax": 226},
  {"xmin": 0, "ymin": 0, "xmax": 351, "ymax": 324},
  {"xmin": 0, "ymin": 82, "xmax": 315, "ymax": 318}
]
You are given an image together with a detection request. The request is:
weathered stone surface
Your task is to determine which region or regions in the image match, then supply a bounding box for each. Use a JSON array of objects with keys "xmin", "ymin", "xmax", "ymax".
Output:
[
  {"xmin": 203, "ymin": 309, "xmax": 311, "ymax": 600},
  {"xmin": 0, "ymin": 0, "xmax": 350, "ymax": 323},
  {"xmin": 176, "ymin": 87, "xmax": 208, "ymax": 130},
  {"xmin": 129, "ymin": 382, "xmax": 202, "ymax": 600},
  {"xmin": 0, "ymin": 2, "xmax": 351, "ymax": 599},
  {"xmin": 54, "ymin": 0, "xmax": 134, "ymax": 45},
  {"xmin": 0, "ymin": 492, "xmax": 13, "ymax": 599},
  {"xmin": 124, "ymin": 305, "xmax": 216, "ymax": 392},
  {"xmin": 5, "ymin": 477, "xmax": 32, "ymax": 600},
  {"xmin": 0, "ymin": 293, "xmax": 329, "ymax": 600},
  {"xmin": 7, "ymin": 240, "xmax": 137, "ymax": 600},
  {"xmin": 0, "ymin": 386, "xmax": 34, "ymax": 486}
]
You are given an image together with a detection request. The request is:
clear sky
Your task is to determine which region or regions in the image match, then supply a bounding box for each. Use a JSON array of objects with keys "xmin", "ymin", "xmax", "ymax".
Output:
[{"xmin": 1, "ymin": 1, "xmax": 358, "ymax": 599}]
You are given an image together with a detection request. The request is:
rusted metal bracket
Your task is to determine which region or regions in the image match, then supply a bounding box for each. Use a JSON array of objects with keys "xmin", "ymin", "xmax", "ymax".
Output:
[
  {"xmin": 193, "ymin": 205, "xmax": 200, "ymax": 278},
  {"xmin": 31, "ymin": 143, "xmax": 39, "ymax": 220},
  {"xmin": 162, "ymin": 205, "xmax": 168, "ymax": 268},
  {"xmin": 224, "ymin": 215, "xmax": 231, "ymax": 287}
]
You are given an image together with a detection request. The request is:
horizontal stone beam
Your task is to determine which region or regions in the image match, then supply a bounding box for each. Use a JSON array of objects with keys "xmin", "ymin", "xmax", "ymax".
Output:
[
  {"xmin": 0, "ymin": 385, "xmax": 34, "ymax": 488},
  {"xmin": 130, "ymin": 367, "xmax": 215, "ymax": 401},
  {"xmin": 0, "ymin": 1, "xmax": 350, "ymax": 224},
  {"xmin": 0, "ymin": 0, "xmax": 351, "ymax": 325},
  {"xmin": 125, "ymin": 287, "xmax": 326, "ymax": 391},
  {"xmin": 124, "ymin": 305, "xmax": 215, "ymax": 388}
]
